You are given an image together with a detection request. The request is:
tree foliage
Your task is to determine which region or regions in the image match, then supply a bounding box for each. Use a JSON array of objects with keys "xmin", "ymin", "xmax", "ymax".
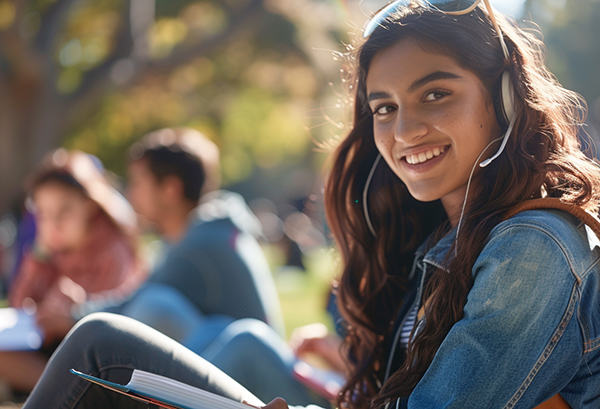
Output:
[
  {"xmin": 3, "ymin": 0, "xmax": 597, "ymax": 220},
  {"xmin": 0, "ymin": 0, "xmax": 347, "ymax": 216},
  {"xmin": 523, "ymin": 0, "xmax": 600, "ymax": 143}
]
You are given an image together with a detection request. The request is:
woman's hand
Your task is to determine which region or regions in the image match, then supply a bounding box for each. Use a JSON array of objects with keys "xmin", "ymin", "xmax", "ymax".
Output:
[
  {"xmin": 244, "ymin": 397, "xmax": 289, "ymax": 409},
  {"xmin": 290, "ymin": 323, "xmax": 346, "ymax": 375},
  {"xmin": 262, "ymin": 398, "xmax": 289, "ymax": 409}
]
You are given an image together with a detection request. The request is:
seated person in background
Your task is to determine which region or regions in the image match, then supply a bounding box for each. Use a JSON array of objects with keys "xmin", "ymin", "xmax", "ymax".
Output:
[
  {"xmin": 104, "ymin": 127, "xmax": 285, "ymax": 342},
  {"xmin": 54, "ymin": 128, "xmax": 282, "ymax": 344},
  {"xmin": 1, "ymin": 149, "xmax": 146, "ymax": 393},
  {"xmin": 184, "ymin": 284, "xmax": 347, "ymax": 408}
]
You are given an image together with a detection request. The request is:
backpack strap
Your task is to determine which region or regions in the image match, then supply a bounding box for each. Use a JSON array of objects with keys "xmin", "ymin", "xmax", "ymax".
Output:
[
  {"xmin": 534, "ymin": 393, "xmax": 571, "ymax": 409},
  {"xmin": 504, "ymin": 198, "xmax": 600, "ymax": 239}
]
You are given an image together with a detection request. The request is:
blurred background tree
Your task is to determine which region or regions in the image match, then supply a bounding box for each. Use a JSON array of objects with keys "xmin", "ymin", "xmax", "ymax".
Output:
[
  {"xmin": 0, "ymin": 0, "xmax": 599, "ymax": 227},
  {"xmin": 523, "ymin": 0, "xmax": 600, "ymax": 145},
  {"xmin": 0, "ymin": 0, "xmax": 351, "ymax": 219}
]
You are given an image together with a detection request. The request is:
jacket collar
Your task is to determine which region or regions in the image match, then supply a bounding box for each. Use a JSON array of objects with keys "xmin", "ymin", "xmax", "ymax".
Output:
[{"xmin": 422, "ymin": 228, "xmax": 457, "ymax": 273}]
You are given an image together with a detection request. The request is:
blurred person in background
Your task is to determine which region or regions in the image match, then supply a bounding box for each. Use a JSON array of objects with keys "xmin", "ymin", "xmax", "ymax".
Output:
[
  {"xmin": 1, "ymin": 128, "xmax": 285, "ymax": 401},
  {"xmin": 105, "ymin": 127, "xmax": 284, "ymax": 345},
  {"xmin": 0, "ymin": 149, "xmax": 146, "ymax": 395},
  {"xmin": 21, "ymin": 128, "xmax": 284, "ymax": 348}
]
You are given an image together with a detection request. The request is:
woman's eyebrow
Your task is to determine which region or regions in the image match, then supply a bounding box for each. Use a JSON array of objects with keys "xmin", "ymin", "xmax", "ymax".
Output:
[
  {"xmin": 368, "ymin": 71, "xmax": 464, "ymax": 102},
  {"xmin": 367, "ymin": 91, "xmax": 391, "ymax": 102},
  {"xmin": 408, "ymin": 71, "xmax": 463, "ymax": 92}
]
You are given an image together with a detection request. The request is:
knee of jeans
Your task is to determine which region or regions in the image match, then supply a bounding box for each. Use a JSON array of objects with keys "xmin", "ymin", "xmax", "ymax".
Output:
[
  {"xmin": 68, "ymin": 312, "xmax": 128, "ymax": 347},
  {"xmin": 125, "ymin": 285, "xmax": 198, "ymax": 319},
  {"xmin": 221, "ymin": 318, "xmax": 273, "ymax": 340},
  {"xmin": 225, "ymin": 321, "xmax": 280, "ymax": 352},
  {"xmin": 133, "ymin": 284, "xmax": 174, "ymax": 303},
  {"xmin": 215, "ymin": 332, "xmax": 265, "ymax": 362}
]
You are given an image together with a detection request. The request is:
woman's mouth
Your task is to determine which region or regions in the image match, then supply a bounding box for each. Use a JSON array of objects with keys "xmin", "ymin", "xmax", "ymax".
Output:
[{"xmin": 404, "ymin": 145, "xmax": 448, "ymax": 165}]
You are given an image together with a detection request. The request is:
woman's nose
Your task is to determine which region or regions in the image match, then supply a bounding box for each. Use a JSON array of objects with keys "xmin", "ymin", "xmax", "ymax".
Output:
[{"xmin": 394, "ymin": 108, "xmax": 428, "ymax": 143}]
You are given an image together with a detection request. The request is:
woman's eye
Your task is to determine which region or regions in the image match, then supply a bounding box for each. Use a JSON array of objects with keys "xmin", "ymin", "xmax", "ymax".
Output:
[
  {"xmin": 423, "ymin": 90, "xmax": 450, "ymax": 102},
  {"xmin": 374, "ymin": 105, "xmax": 396, "ymax": 116}
]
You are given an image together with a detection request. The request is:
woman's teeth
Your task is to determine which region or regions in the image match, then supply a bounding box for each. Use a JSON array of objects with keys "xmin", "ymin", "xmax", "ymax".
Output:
[{"xmin": 405, "ymin": 146, "xmax": 446, "ymax": 165}]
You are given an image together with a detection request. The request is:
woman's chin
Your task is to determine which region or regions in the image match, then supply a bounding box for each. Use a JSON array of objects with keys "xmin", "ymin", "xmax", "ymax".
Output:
[{"xmin": 405, "ymin": 188, "xmax": 441, "ymax": 203}]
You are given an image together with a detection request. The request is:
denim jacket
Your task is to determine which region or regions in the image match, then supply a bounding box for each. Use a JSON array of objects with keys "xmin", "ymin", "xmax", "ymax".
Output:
[{"xmin": 389, "ymin": 209, "xmax": 600, "ymax": 408}]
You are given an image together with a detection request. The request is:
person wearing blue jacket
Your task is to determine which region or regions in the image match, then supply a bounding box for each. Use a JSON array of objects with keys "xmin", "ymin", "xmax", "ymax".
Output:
[{"xmin": 93, "ymin": 128, "xmax": 285, "ymax": 340}]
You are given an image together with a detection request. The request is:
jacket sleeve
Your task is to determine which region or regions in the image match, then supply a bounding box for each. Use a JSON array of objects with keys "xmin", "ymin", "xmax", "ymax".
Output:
[{"xmin": 406, "ymin": 224, "xmax": 583, "ymax": 408}]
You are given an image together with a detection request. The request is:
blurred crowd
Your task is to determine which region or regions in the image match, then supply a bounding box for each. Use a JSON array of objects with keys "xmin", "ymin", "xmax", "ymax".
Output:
[{"xmin": 0, "ymin": 127, "xmax": 337, "ymax": 407}]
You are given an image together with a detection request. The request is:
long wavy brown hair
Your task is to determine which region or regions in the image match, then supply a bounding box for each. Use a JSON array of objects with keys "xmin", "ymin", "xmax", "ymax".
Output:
[{"xmin": 324, "ymin": 4, "xmax": 600, "ymax": 408}]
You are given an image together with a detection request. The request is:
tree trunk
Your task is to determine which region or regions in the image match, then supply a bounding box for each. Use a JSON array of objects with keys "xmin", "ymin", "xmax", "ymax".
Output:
[{"xmin": 0, "ymin": 73, "xmax": 67, "ymax": 216}]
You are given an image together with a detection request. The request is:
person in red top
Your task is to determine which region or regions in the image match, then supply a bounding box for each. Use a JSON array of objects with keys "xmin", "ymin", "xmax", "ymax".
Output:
[{"xmin": 0, "ymin": 149, "xmax": 146, "ymax": 395}]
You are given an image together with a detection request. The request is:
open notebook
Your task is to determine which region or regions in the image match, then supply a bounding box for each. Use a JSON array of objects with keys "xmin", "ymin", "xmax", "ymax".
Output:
[{"xmin": 71, "ymin": 369, "xmax": 252, "ymax": 409}]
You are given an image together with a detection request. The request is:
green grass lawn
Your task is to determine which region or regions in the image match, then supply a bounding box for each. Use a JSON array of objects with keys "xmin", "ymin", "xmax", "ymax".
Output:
[{"xmin": 265, "ymin": 244, "xmax": 340, "ymax": 338}]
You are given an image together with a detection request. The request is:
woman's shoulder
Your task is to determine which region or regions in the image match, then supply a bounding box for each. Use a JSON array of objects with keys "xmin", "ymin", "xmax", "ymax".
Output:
[
  {"xmin": 495, "ymin": 203, "xmax": 560, "ymax": 224},
  {"xmin": 493, "ymin": 207, "xmax": 595, "ymax": 245},
  {"xmin": 485, "ymin": 208, "xmax": 600, "ymax": 281}
]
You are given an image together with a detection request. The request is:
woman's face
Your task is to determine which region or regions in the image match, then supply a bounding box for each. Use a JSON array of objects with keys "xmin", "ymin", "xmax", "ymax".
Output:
[
  {"xmin": 33, "ymin": 182, "xmax": 97, "ymax": 252},
  {"xmin": 366, "ymin": 38, "xmax": 501, "ymax": 222}
]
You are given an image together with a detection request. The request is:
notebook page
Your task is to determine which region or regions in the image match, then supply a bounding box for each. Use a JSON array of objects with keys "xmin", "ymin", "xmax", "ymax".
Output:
[{"xmin": 127, "ymin": 370, "xmax": 249, "ymax": 409}]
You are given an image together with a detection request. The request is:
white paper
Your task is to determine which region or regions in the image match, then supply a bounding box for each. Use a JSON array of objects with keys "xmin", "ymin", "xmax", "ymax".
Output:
[
  {"xmin": 0, "ymin": 308, "xmax": 43, "ymax": 350},
  {"xmin": 127, "ymin": 369, "xmax": 250, "ymax": 409}
]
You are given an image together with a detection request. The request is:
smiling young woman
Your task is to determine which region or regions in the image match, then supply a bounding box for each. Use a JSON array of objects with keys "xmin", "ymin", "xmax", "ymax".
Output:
[
  {"xmin": 325, "ymin": 2, "xmax": 600, "ymax": 408},
  {"xmin": 366, "ymin": 37, "xmax": 502, "ymax": 218},
  {"xmin": 16, "ymin": 2, "xmax": 600, "ymax": 409}
]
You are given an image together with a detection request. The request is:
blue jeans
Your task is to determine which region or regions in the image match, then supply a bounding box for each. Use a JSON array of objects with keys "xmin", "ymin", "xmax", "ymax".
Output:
[
  {"xmin": 117, "ymin": 283, "xmax": 205, "ymax": 342},
  {"xmin": 22, "ymin": 314, "xmax": 328, "ymax": 409},
  {"xmin": 113, "ymin": 283, "xmax": 233, "ymax": 349},
  {"xmin": 108, "ymin": 286, "xmax": 323, "ymax": 405},
  {"xmin": 194, "ymin": 319, "xmax": 329, "ymax": 407}
]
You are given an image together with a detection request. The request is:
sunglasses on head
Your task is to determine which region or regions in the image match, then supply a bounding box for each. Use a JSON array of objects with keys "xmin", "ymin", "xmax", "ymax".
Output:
[{"xmin": 363, "ymin": 0, "xmax": 509, "ymax": 60}]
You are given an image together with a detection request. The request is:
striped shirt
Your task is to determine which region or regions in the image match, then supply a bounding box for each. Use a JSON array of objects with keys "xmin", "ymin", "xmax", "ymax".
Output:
[{"xmin": 399, "ymin": 302, "xmax": 420, "ymax": 349}]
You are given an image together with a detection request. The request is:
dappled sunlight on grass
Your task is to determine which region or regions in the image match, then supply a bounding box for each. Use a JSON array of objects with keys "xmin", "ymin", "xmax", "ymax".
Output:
[{"xmin": 264, "ymin": 244, "xmax": 340, "ymax": 339}]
